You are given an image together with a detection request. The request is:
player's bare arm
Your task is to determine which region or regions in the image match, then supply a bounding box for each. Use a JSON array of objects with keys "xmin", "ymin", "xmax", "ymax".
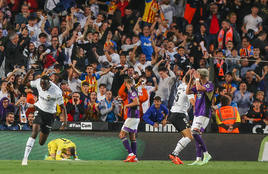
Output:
[
  {"xmin": 193, "ymin": 71, "xmax": 207, "ymax": 92},
  {"xmin": 59, "ymin": 104, "xmax": 68, "ymax": 130},
  {"xmin": 186, "ymin": 69, "xmax": 195, "ymax": 95}
]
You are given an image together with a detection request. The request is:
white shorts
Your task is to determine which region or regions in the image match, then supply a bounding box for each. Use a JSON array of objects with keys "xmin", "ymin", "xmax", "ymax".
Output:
[
  {"xmin": 121, "ymin": 118, "xmax": 140, "ymax": 133},
  {"xmin": 191, "ymin": 116, "xmax": 210, "ymax": 132}
]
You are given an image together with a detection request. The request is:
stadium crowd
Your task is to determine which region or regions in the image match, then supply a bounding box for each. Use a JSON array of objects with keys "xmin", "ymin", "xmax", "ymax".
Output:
[{"xmin": 0, "ymin": 0, "xmax": 267, "ymax": 132}]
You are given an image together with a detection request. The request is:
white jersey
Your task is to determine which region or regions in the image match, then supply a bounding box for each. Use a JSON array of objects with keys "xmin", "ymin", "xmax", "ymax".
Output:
[
  {"xmin": 31, "ymin": 79, "xmax": 64, "ymax": 114},
  {"xmin": 170, "ymin": 82, "xmax": 194, "ymax": 114}
]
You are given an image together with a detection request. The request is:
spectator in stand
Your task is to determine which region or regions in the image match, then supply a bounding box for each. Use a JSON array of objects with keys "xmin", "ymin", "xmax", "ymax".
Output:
[
  {"xmin": 72, "ymin": 47, "xmax": 88, "ymax": 73},
  {"xmin": 153, "ymin": 59, "xmax": 175, "ymax": 106},
  {"xmin": 215, "ymin": 95, "xmax": 241, "ymax": 133},
  {"xmin": 243, "ymin": 99, "xmax": 265, "ymax": 125},
  {"xmin": 240, "ymin": 57, "xmax": 261, "ymax": 78},
  {"xmin": 97, "ymin": 84, "xmax": 107, "ymax": 102},
  {"xmin": 217, "ymin": 20, "xmax": 240, "ymax": 50},
  {"xmin": 15, "ymin": 95, "xmax": 34, "ymax": 124},
  {"xmin": 0, "ymin": 112, "xmax": 19, "ymax": 130},
  {"xmin": 233, "ymin": 82, "xmax": 253, "ymax": 116},
  {"xmin": 174, "ymin": 46, "xmax": 190, "ymax": 73},
  {"xmin": 255, "ymin": 91, "xmax": 268, "ymax": 113},
  {"xmin": 21, "ymin": 112, "xmax": 35, "ymax": 130},
  {"xmin": 97, "ymin": 62, "xmax": 114, "ymax": 91},
  {"xmin": 239, "ymin": 37, "xmax": 254, "ymax": 57},
  {"xmin": 133, "ymin": 18, "xmax": 154, "ymax": 61},
  {"xmin": 59, "ymin": 80, "xmax": 72, "ymax": 104},
  {"xmin": 0, "ymin": 80, "xmax": 9, "ymax": 100},
  {"xmin": 68, "ymin": 66, "xmax": 81, "ymax": 93},
  {"xmin": 84, "ymin": 91, "xmax": 100, "ymax": 121},
  {"xmin": 15, "ymin": 4, "xmax": 30, "ymax": 25},
  {"xmin": 143, "ymin": 96, "xmax": 168, "ymax": 128},
  {"xmin": 214, "ymin": 50, "xmax": 227, "ymax": 83},
  {"xmin": 99, "ymin": 90, "xmax": 121, "ymax": 122},
  {"xmin": 242, "ymin": 5, "xmax": 263, "ymax": 37},
  {"xmin": 66, "ymin": 92, "xmax": 85, "ymax": 122},
  {"xmin": 221, "ymin": 72, "xmax": 237, "ymax": 96},
  {"xmin": 0, "ymin": 97, "xmax": 15, "ymax": 124},
  {"xmin": 4, "ymin": 32, "xmax": 25, "ymax": 75},
  {"xmin": 134, "ymin": 53, "xmax": 152, "ymax": 76},
  {"xmin": 79, "ymin": 81, "xmax": 90, "ymax": 108},
  {"xmin": 206, "ymin": 3, "xmax": 221, "ymax": 46},
  {"xmin": 244, "ymin": 70, "xmax": 260, "ymax": 93}
]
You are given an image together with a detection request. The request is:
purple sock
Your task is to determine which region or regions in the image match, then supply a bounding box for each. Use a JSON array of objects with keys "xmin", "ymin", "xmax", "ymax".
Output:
[
  {"xmin": 131, "ymin": 141, "xmax": 137, "ymax": 155},
  {"xmin": 121, "ymin": 137, "xmax": 132, "ymax": 154},
  {"xmin": 195, "ymin": 140, "xmax": 203, "ymax": 157},
  {"xmin": 193, "ymin": 134, "xmax": 207, "ymax": 152}
]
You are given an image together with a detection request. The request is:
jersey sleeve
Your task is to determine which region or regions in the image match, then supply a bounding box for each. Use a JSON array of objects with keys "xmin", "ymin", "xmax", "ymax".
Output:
[
  {"xmin": 55, "ymin": 145, "xmax": 64, "ymax": 160},
  {"xmin": 191, "ymin": 86, "xmax": 197, "ymax": 93},
  {"xmin": 30, "ymin": 78, "xmax": 40, "ymax": 88},
  {"xmin": 57, "ymin": 94, "xmax": 64, "ymax": 106}
]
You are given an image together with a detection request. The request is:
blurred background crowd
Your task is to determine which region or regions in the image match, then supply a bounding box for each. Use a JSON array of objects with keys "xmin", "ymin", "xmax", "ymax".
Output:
[{"xmin": 0, "ymin": 0, "xmax": 267, "ymax": 132}]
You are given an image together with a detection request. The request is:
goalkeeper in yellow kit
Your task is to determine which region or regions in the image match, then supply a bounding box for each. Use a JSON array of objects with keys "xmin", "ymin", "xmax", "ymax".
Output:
[{"xmin": 45, "ymin": 138, "xmax": 79, "ymax": 160}]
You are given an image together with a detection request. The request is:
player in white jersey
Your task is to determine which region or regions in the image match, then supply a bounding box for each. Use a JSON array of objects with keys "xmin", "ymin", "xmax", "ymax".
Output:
[
  {"xmin": 168, "ymin": 70, "xmax": 195, "ymax": 165},
  {"xmin": 22, "ymin": 75, "xmax": 67, "ymax": 166}
]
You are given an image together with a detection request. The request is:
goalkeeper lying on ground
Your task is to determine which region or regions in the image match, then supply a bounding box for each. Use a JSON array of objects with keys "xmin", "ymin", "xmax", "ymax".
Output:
[{"xmin": 45, "ymin": 138, "xmax": 79, "ymax": 160}]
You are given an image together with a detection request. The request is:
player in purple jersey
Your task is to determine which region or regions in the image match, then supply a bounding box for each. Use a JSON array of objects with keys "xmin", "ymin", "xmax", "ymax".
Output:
[
  {"xmin": 119, "ymin": 78, "xmax": 140, "ymax": 162},
  {"xmin": 186, "ymin": 68, "xmax": 214, "ymax": 165}
]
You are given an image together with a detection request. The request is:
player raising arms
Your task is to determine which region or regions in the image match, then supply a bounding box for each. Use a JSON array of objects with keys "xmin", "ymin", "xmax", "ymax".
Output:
[
  {"xmin": 119, "ymin": 78, "xmax": 140, "ymax": 162},
  {"xmin": 186, "ymin": 69, "xmax": 214, "ymax": 165},
  {"xmin": 168, "ymin": 70, "xmax": 195, "ymax": 165},
  {"xmin": 22, "ymin": 75, "xmax": 67, "ymax": 165}
]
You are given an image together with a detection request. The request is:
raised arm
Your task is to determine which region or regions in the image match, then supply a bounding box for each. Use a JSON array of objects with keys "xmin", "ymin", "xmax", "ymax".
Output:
[{"xmin": 133, "ymin": 17, "xmax": 142, "ymax": 35}]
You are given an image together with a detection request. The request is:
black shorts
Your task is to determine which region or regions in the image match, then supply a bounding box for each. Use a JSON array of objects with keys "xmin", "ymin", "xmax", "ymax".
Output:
[
  {"xmin": 33, "ymin": 107, "xmax": 55, "ymax": 134},
  {"xmin": 168, "ymin": 112, "xmax": 190, "ymax": 132}
]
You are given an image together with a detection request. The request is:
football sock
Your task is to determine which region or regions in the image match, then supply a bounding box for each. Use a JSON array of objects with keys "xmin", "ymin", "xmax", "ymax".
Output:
[
  {"xmin": 131, "ymin": 140, "xmax": 137, "ymax": 155},
  {"xmin": 23, "ymin": 137, "xmax": 35, "ymax": 159},
  {"xmin": 196, "ymin": 157, "xmax": 202, "ymax": 161},
  {"xmin": 193, "ymin": 134, "xmax": 207, "ymax": 152},
  {"xmin": 173, "ymin": 137, "xmax": 191, "ymax": 156},
  {"xmin": 121, "ymin": 137, "xmax": 132, "ymax": 154},
  {"xmin": 195, "ymin": 139, "xmax": 203, "ymax": 158}
]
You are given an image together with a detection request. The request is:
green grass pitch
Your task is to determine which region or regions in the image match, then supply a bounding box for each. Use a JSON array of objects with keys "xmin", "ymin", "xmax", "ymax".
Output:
[{"xmin": 0, "ymin": 160, "xmax": 267, "ymax": 174}]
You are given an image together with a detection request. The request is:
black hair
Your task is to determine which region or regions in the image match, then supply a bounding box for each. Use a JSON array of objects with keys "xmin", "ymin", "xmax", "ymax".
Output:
[
  {"xmin": 99, "ymin": 84, "xmax": 107, "ymax": 88},
  {"xmin": 41, "ymin": 75, "xmax": 50, "ymax": 81},
  {"xmin": 39, "ymin": 32, "xmax": 47, "ymax": 38},
  {"xmin": 158, "ymin": 66, "xmax": 167, "ymax": 72},
  {"xmin": 154, "ymin": 96, "xmax": 161, "ymax": 101},
  {"xmin": 220, "ymin": 95, "xmax": 230, "ymax": 106}
]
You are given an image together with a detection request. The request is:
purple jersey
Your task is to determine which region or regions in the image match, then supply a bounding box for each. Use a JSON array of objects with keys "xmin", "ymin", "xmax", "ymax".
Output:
[
  {"xmin": 191, "ymin": 81, "xmax": 214, "ymax": 118},
  {"xmin": 127, "ymin": 88, "xmax": 140, "ymax": 118}
]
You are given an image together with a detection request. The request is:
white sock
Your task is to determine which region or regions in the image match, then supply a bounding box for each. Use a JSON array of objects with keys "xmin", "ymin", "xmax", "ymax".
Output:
[
  {"xmin": 23, "ymin": 137, "xmax": 35, "ymax": 159},
  {"xmin": 173, "ymin": 137, "xmax": 191, "ymax": 156},
  {"xmin": 204, "ymin": 151, "xmax": 209, "ymax": 155},
  {"xmin": 129, "ymin": 153, "xmax": 135, "ymax": 156},
  {"xmin": 196, "ymin": 157, "xmax": 202, "ymax": 161}
]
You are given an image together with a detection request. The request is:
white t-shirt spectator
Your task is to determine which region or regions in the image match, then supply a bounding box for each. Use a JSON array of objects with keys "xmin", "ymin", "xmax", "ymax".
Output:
[
  {"xmin": 160, "ymin": 4, "xmax": 174, "ymax": 25},
  {"xmin": 134, "ymin": 61, "xmax": 151, "ymax": 75},
  {"xmin": 90, "ymin": 4, "xmax": 99, "ymax": 18},
  {"xmin": 97, "ymin": 92, "xmax": 106, "ymax": 102},
  {"xmin": 243, "ymin": 14, "xmax": 263, "ymax": 32},
  {"xmin": 98, "ymin": 53, "xmax": 120, "ymax": 65},
  {"xmin": 68, "ymin": 78, "xmax": 81, "ymax": 92}
]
